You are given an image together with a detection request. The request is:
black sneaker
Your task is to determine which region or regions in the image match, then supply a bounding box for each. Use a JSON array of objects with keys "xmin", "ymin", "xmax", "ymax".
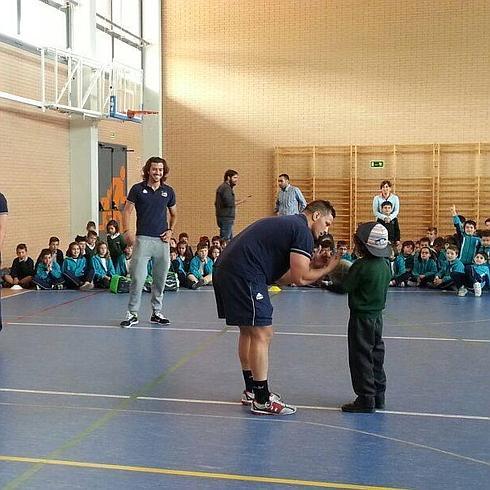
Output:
[
  {"xmin": 150, "ymin": 312, "xmax": 170, "ymax": 325},
  {"xmin": 191, "ymin": 279, "xmax": 206, "ymax": 290},
  {"xmin": 120, "ymin": 312, "xmax": 138, "ymax": 328},
  {"xmin": 341, "ymin": 396, "xmax": 375, "ymax": 413}
]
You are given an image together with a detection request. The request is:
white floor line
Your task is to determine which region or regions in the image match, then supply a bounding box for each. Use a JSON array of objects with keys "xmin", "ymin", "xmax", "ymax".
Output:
[
  {"xmin": 1, "ymin": 388, "xmax": 488, "ymax": 421},
  {"xmin": 6, "ymin": 321, "xmax": 490, "ymax": 343}
]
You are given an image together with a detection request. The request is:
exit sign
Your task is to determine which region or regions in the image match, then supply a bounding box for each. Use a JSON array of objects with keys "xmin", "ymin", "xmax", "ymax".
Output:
[{"xmin": 370, "ymin": 160, "xmax": 384, "ymax": 168}]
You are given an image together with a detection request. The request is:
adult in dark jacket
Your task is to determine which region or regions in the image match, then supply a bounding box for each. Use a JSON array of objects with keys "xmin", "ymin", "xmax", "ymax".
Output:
[{"xmin": 214, "ymin": 169, "xmax": 251, "ymax": 241}]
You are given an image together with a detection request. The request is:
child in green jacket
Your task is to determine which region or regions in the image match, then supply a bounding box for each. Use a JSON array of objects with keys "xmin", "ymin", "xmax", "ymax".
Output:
[{"xmin": 341, "ymin": 222, "xmax": 392, "ymax": 413}]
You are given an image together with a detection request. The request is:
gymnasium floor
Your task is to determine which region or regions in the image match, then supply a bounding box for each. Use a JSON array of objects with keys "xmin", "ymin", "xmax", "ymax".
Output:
[{"xmin": 0, "ymin": 287, "xmax": 488, "ymax": 489}]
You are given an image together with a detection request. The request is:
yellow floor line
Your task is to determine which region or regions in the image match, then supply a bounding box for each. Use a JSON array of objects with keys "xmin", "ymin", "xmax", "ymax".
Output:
[{"xmin": 0, "ymin": 455, "xmax": 406, "ymax": 489}]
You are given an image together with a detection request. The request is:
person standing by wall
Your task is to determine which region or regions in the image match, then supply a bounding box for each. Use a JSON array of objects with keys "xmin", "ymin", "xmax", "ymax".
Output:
[
  {"xmin": 0, "ymin": 192, "xmax": 8, "ymax": 331},
  {"xmin": 215, "ymin": 169, "xmax": 251, "ymax": 241},
  {"xmin": 274, "ymin": 173, "xmax": 307, "ymax": 216},
  {"xmin": 372, "ymin": 180, "xmax": 401, "ymax": 244},
  {"xmin": 120, "ymin": 157, "xmax": 177, "ymax": 328}
]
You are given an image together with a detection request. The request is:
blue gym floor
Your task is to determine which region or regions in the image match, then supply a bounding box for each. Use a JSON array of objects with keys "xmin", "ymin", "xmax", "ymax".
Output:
[{"xmin": 0, "ymin": 287, "xmax": 488, "ymax": 489}]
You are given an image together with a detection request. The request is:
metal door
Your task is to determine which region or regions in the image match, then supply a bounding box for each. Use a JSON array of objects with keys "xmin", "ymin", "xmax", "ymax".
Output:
[{"xmin": 98, "ymin": 143, "xmax": 128, "ymax": 237}]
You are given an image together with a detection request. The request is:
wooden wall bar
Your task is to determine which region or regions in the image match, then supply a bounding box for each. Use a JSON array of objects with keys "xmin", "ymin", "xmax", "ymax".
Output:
[{"xmin": 274, "ymin": 143, "xmax": 489, "ymax": 244}]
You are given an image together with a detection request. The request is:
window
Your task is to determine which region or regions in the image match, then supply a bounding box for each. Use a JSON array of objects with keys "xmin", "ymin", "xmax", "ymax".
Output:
[
  {"xmin": 21, "ymin": 0, "xmax": 67, "ymax": 49},
  {"xmin": 95, "ymin": 0, "xmax": 143, "ymax": 69},
  {"xmin": 112, "ymin": 0, "xmax": 141, "ymax": 37},
  {"xmin": 0, "ymin": 0, "xmax": 19, "ymax": 37}
]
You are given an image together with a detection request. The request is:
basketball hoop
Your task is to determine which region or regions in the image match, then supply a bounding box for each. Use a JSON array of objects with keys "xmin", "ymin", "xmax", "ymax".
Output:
[{"xmin": 126, "ymin": 109, "xmax": 159, "ymax": 119}]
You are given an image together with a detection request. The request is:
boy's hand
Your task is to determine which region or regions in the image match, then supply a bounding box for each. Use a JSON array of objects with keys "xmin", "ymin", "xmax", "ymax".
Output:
[
  {"xmin": 310, "ymin": 247, "xmax": 329, "ymax": 268},
  {"xmin": 450, "ymin": 204, "xmax": 457, "ymax": 216},
  {"xmin": 324, "ymin": 252, "xmax": 342, "ymax": 274}
]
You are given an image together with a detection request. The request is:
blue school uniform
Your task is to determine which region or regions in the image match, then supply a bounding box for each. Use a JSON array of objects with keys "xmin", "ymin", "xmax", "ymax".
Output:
[
  {"xmin": 453, "ymin": 216, "xmax": 481, "ymax": 265},
  {"xmin": 91, "ymin": 255, "xmax": 116, "ymax": 280},
  {"xmin": 437, "ymin": 258, "xmax": 465, "ymax": 283},
  {"xmin": 436, "ymin": 250, "xmax": 448, "ymax": 271},
  {"xmin": 33, "ymin": 261, "xmax": 62, "ymax": 289},
  {"xmin": 113, "ymin": 254, "xmax": 132, "ymax": 276},
  {"xmin": 188, "ymin": 256, "xmax": 213, "ymax": 280},
  {"xmin": 412, "ymin": 258, "xmax": 437, "ymax": 280},
  {"xmin": 62, "ymin": 257, "xmax": 88, "ymax": 278},
  {"xmin": 467, "ymin": 263, "xmax": 490, "ymax": 288}
]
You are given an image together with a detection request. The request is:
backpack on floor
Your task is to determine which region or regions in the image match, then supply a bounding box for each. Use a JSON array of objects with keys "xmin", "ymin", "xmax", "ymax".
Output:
[
  {"xmin": 109, "ymin": 275, "xmax": 131, "ymax": 294},
  {"xmin": 165, "ymin": 271, "xmax": 179, "ymax": 292}
]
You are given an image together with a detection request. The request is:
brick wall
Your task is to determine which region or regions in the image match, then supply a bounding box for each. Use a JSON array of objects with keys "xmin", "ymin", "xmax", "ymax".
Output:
[
  {"xmin": 0, "ymin": 43, "xmax": 143, "ymax": 265},
  {"xmin": 163, "ymin": 0, "xmax": 490, "ymax": 246},
  {"xmin": 0, "ymin": 43, "xmax": 71, "ymax": 265}
]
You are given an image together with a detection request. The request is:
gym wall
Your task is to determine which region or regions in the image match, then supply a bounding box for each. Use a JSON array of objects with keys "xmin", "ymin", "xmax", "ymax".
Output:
[{"xmin": 163, "ymin": 0, "xmax": 490, "ymax": 242}]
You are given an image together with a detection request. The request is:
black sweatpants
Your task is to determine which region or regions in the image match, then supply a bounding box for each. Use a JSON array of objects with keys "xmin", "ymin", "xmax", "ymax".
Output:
[{"xmin": 348, "ymin": 312, "xmax": 386, "ymax": 400}]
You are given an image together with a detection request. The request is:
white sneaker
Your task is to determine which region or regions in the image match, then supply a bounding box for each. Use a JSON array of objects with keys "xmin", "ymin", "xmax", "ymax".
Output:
[
  {"xmin": 11, "ymin": 285, "xmax": 23, "ymax": 290},
  {"xmin": 80, "ymin": 281, "xmax": 94, "ymax": 291},
  {"xmin": 457, "ymin": 286, "xmax": 468, "ymax": 297},
  {"xmin": 250, "ymin": 393, "xmax": 296, "ymax": 416},
  {"xmin": 407, "ymin": 280, "xmax": 418, "ymax": 287},
  {"xmin": 473, "ymin": 282, "xmax": 482, "ymax": 297}
]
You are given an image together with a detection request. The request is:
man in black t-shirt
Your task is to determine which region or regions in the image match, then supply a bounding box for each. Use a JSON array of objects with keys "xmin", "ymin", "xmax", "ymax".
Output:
[
  {"xmin": 0, "ymin": 192, "xmax": 8, "ymax": 331},
  {"xmin": 213, "ymin": 200, "xmax": 339, "ymax": 415}
]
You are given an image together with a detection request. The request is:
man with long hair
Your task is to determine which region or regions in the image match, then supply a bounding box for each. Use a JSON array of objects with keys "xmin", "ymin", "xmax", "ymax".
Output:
[{"xmin": 120, "ymin": 157, "xmax": 177, "ymax": 328}]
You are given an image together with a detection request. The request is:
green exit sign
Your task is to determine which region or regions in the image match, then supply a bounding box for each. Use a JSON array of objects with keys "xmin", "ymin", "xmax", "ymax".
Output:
[{"xmin": 370, "ymin": 160, "xmax": 384, "ymax": 168}]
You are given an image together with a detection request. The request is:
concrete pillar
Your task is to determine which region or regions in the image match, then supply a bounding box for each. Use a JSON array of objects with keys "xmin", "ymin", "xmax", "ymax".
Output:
[
  {"xmin": 69, "ymin": 0, "xmax": 99, "ymax": 237},
  {"xmin": 142, "ymin": 0, "xmax": 162, "ymax": 159}
]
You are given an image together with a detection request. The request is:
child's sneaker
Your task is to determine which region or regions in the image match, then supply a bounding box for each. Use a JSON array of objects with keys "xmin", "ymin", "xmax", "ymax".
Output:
[
  {"xmin": 120, "ymin": 312, "xmax": 138, "ymax": 328},
  {"xmin": 407, "ymin": 280, "xmax": 418, "ymax": 287},
  {"xmin": 398, "ymin": 281, "xmax": 406, "ymax": 288},
  {"xmin": 473, "ymin": 282, "xmax": 482, "ymax": 297},
  {"xmin": 457, "ymin": 286, "xmax": 468, "ymax": 297},
  {"xmin": 250, "ymin": 393, "xmax": 296, "ymax": 415},
  {"xmin": 80, "ymin": 281, "xmax": 94, "ymax": 291},
  {"xmin": 389, "ymin": 280, "xmax": 396, "ymax": 287}
]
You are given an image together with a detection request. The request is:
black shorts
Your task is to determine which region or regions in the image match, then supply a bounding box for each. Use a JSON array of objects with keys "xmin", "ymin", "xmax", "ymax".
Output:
[{"xmin": 213, "ymin": 267, "xmax": 273, "ymax": 327}]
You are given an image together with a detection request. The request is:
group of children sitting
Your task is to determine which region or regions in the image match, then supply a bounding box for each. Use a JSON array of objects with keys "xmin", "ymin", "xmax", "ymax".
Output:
[
  {"xmin": 0, "ymin": 220, "xmax": 226, "ymax": 293},
  {"xmin": 321, "ymin": 206, "xmax": 490, "ymax": 297},
  {"xmin": 3, "ymin": 205, "xmax": 489, "ymax": 298}
]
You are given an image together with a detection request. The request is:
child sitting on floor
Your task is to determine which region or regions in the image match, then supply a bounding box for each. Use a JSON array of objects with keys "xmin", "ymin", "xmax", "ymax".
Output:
[
  {"xmin": 187, "ymin": 242, "xmax": 213, "ymax": 289},
  {"xmin": 390, "ymin": 240, "xmax": 414, "ymax": 287},
  {"xmin": 432, "ymin": 244, "xmax": 466, "ymax": 295},
  {"xmin": 465, "ymin": 251, "xmax": 489, "ymax": 297},
  {"xmin": 62, "ymin": 241, "xmax": 94, "ymax": 290},
  {"xmin": 408, "ymin": 246, "xmax": 437, "ymax": 287},
  {"xmin": 91, "ymin": 242, "xmax": 116, "ymax": 288},
  {"xmin": 33, "ymin": 249, "xmax": 63, "ymax": 290},
  {"xmin": 3, "ymin": 243, "xmax": 35, "ymax": 289}
]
